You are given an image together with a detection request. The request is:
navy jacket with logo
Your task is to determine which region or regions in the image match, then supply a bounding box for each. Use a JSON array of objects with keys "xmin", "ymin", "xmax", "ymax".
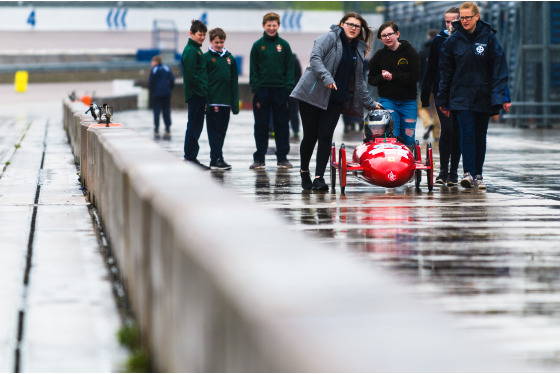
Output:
[{"xmin": 436, "ymin": 19, "xmax": 508, "ymax": 114}]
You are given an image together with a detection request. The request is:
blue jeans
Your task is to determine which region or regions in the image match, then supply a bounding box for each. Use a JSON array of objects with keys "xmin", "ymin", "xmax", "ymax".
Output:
[
  {"xmin": 153, "ymin": 95, "xmax": 171, "ymax": 131},
  {"xmin": 206, "ymin": 105, "xmax": 230, "ymax": 163},
  {"xmin": 183, "ymin": 95, "xmax": 206, "ymax": 161},
  {"xmin": 252, "ymin": 87, "xmax": 290, "ymax": 162},
  {"xmin": 378, "ymin": 98, "xmax": 417, "ymax": 146},
  {"xmin": 455, "ymin": 110, "xmax": 489, "ymax": 177}
]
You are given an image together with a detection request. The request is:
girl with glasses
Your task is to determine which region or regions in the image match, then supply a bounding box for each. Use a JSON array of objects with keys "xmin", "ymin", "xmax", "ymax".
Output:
[
  {"xmin": 290, "ymin": 12, "xmax": 381, "ymax": 192},
  {"xmin": 368, "ymin": 20, "xmax": 420, "ymax": 149}
]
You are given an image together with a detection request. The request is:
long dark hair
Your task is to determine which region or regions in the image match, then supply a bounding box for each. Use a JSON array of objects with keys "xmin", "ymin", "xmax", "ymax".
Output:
[{"xmin": 339, "ymin": 12, "xmax": 374, "ymax": 54}]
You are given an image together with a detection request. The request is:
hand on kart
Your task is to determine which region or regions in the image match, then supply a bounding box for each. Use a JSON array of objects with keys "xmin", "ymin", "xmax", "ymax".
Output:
[
  {"xmin": 503, "ymin": 102, "xmax": 511, "ymax": 113},
  {"xmin": 375, "ymin": 102, "xmax": 384, "ymax": 110},
  {"xmin": 439, "ymin": 106, "xmax": 450, "ymax": 117}
]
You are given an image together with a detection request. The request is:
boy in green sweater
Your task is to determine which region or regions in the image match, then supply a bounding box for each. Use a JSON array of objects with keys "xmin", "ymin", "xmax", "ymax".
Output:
[
  {"xmin": 181, "ymin": 19, "xmax": 209, "ymax": 170},
  {"xmin": 203, "ymin": 28, "xmax": 239, "ymax": 170},
  {"xmin": 249, "ymin": 12, "xmax": 295, "ymax": 169}
]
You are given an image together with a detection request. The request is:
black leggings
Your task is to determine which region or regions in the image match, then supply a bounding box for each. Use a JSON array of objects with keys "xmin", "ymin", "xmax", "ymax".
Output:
[
  {"xmin": 436, "ymin": 106, "xmax": 461, "ymax": 174},
  {"xmin": 299, "ymin": 100, "xmax": 343, "ymax": 178}
]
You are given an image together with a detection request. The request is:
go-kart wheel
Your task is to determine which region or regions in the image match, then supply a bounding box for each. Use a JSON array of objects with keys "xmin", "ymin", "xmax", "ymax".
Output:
[
  {"xmin": 339, "ymin": 144, "xmax": 347, "ymax": 194},
  {"xmin": 330, "ymin": 142, "xmax": 337, "ymax": 190},
  {"xmin": 426, "ymin": 142, "xmax": 434, "ymax": 191}
]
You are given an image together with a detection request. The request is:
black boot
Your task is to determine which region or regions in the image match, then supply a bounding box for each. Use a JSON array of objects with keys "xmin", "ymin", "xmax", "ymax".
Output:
[{"xmin": 301, "ymin": 171, "xmax": 313, "ymax": 190}]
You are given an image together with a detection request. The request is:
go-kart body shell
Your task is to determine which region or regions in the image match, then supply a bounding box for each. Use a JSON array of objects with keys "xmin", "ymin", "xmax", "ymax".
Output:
[
  {"xmin": 352, "ymin": 139, "xmax": 415, "ymax": 188},
  {"xmin": 331, "ymin": 137, "xmax": 434, "ymax": 193}
]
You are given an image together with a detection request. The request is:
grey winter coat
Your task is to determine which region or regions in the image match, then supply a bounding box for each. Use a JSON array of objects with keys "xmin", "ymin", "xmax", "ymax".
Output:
[{"xmin": 290, "ymin": 25, "xmax": 378, "ymax": 117}]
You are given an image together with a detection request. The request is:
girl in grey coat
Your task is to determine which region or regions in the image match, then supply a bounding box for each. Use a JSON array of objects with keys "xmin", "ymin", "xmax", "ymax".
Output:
[{"xmin": 290, "ymin": 12, "xmax": 380, "ymax": 191}]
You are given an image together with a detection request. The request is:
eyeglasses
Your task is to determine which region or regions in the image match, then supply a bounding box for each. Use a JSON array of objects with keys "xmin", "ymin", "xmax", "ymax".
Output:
[
  {"xmin": 344, "ymin": 22, "xmax": 361, "ymax": 30},
  {"xmin": 380, "ymin": 32, "xmax": 396, "ymax": 39},
  {"xmin": 460, "ymin": 15, "xmax": 475, "ymax": 21}
]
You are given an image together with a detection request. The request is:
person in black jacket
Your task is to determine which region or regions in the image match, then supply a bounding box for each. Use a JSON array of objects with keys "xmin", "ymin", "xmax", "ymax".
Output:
[
  {"xmin": 421, "ymin": 7, "xmax": 461, "ymax": 186},
  {"xmin": 368, "ymin": 20, "xmax": 420, "ymax": 147},
  {"xmin": 149, "ymin": 55, "xmax": 175, "ymax": 138},
  {"xmin": 417, "ymin": 28, "xmax": 439, "ymax": 142},
  {"xmin": 436, "ymin": 2, "xmax": 509, "ymax": 190}
]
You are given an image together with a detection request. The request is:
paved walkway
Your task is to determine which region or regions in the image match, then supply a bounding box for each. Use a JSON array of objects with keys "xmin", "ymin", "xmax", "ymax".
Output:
[{"xmin": 0, "ymin": 83, "xmax": 126, "ymax": 372}]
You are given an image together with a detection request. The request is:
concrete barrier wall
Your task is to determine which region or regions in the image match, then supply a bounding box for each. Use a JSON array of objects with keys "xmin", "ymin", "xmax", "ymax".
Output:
[{"xmin": 61, "ymin": 99, "xmax": 525, "ymax": 372}]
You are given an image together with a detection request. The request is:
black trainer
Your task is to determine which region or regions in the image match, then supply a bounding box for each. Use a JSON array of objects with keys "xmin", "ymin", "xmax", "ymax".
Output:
[
  {"xmin": 210, "ymin": 159, "xmax": 232, "ymax": 170},
  {"xmin": 184, "ymin": 158, "xmax": 211, "ymax": 170},
  {"xmin": 312, "ymin": 177, "xmax": 329, "ymax": 192},
  {"xmin": 301, "ymin": 171, "xmax": 313, "ymax": 190},
  {"xmin": 447, "ymin": 172, "xmax": 459, "ymax": 186},
  {"xmin": 435, "ymin": 171, "xmax": 448, "ymax": 185}
]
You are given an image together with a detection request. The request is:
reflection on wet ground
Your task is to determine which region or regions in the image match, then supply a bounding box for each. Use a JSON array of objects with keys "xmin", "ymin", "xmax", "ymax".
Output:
[{"xmin": 119, "ymin": 109, "xmax": 560, "ymax": 370}]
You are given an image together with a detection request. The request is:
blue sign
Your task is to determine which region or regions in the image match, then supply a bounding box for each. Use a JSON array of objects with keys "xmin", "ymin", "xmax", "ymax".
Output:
[
  {"xmin": 107, "ymin": 8, "xmax": 128, "ymax": 29},
  {"xmin": 200, "ymin": 12, "xmax": 208, "ymax": 25},
  {"xmin": 27, "ymin": 9, "xmax": 36, "ymax": 28},
  {"xmin": 281, "ymin": 10, "xmax": 302, "ymax": 31}
]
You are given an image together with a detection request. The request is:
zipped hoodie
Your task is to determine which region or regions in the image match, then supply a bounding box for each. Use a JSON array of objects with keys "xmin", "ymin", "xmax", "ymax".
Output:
[
  {"xmin": 181, "ymin": 38, "xmax": 207, "ymax": 102},
  {"xmin": 436, "ymin": 19, "xmax": 508, "ymax": 114},
  {"xmin": 290, "ymin": 25, "xmax": 378, "ymax": 117},
  {"xmin": 203, "ymin": 47, "xmax": 239, "ymax": 114},
  {"xmin": 368, "ymin": 40, "xmax": 420, "ymax": 101}
]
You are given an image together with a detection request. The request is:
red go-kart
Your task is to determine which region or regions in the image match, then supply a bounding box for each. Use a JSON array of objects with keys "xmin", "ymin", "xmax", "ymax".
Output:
[{"xmin": 330, "ymin": 110, "xmax": 434, "ymax": 193}]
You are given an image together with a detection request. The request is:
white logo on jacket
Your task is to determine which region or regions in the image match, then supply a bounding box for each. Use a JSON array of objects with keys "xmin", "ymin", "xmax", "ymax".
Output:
[{"xmin": 475, "ymin": 44, "xmax": 486, "ymax": 56}]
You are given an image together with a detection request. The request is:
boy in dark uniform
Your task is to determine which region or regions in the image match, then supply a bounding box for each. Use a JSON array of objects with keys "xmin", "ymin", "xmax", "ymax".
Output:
[
  {"xmin": 149, "ymin": 55, "xmax": 175, "ymax": 139},
  {"xmin": 249, "ymin": 12, "xmax": 295, "ymax": 169},
  {"xmin": 181, "ymin": 19, "xmax": 209, "ymax": 169},
  {"xmin": 203, "ymin": 28, "xmax": 239, "ymax": 170}
]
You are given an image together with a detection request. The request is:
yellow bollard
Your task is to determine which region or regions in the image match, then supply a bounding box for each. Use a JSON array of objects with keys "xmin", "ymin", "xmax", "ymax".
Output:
[{"xmin": 15, "ymin": 71, "xmax": 29, "ymax": 93}]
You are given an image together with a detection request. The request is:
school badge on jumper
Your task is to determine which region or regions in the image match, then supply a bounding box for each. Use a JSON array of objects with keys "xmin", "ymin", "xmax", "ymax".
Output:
[
  {"xmin": 276, "ymin": 44, "xmax": 282, "ymax": 52},
  {"xmin": 214, "ymin": 106, "xmax": 219, "ymax": 112},
  {"xmin": 261, "ymin": 46, "xmax": 266, "ymax": 51},
  {"xmin": 212, "ymin": 58, "xmax": 216, "ymax": 63},
  {"xmin": 226, "ymin": 57, "xmax": 231, "ymax": 65}
]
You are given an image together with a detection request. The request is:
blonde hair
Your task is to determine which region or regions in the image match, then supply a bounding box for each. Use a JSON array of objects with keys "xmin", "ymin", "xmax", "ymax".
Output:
[{"xmin": 460, "ymin": 2, "xmax": 480, "ymax": 16}]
